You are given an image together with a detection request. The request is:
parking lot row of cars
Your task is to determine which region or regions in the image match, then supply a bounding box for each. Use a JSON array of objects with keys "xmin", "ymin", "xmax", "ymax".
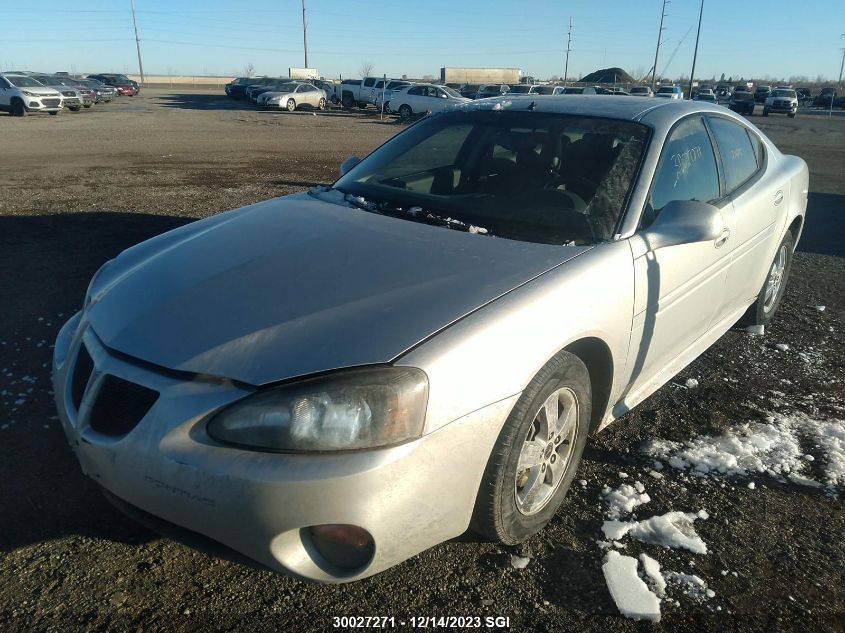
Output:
[
  {"xmin": 0, "ymin": 71, "xmax": 140, "ymax": 117},
  {"xmin": 224, "ymin": 75, "xmax": 845, "ymax": 121}
]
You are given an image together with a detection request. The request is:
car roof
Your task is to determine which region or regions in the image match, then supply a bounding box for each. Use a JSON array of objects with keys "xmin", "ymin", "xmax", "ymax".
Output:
[{"xmin": 455, "ymin": 94, "xmax": 729, "ymax": 125}]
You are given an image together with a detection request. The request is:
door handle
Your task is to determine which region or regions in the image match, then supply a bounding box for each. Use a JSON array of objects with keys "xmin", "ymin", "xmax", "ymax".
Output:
[
  {"xmin": 774, "ymin": 190, "xmax": 784, "ymax": 206},
  {"xmin": 714, "ymin": 228, "xmax": 730, "ymax": 248}
]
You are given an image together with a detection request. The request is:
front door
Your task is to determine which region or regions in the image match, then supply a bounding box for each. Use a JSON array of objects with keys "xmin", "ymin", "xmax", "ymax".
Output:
[{"xmin": 621, "ymin": 115, "xmax": 735, "ymax": 402}]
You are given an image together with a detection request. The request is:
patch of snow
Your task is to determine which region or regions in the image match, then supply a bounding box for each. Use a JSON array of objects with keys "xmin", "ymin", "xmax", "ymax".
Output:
[
  {"xmin": 774, "ymin": 343, "xmax": 790, "ymax": 352},
  {"xmin": 468, "ymin": 225, "xmax": 489, "ymax": 235},
  {"xmin": 747, "ymin": 482, "xmax": 756, "ymax": 489},
  {"xmin": 745, "ymin": 325, "xmax": 765, "ymax": 335},
  {"xmin": 578, "ymin": 479, "xmax": 588, "ymax": 487},
  {"xmin": 665, "ymin": 572, "xmax": 712, "ymax": 601},
  {"xmin": 639, "ymin": 553, "xmax": 666, "ymax": 597},
  {"xmin": 618, "ymin": 471, "xmax": 629, "ymax": 479},
  {"xmin": 509, "ymin": 555, "xmax": 530, "ymax": 569},
  {"xmin": 603, "ymin": 482, "xmax": 651, "ymax": 520},
  {"xmin": 648, "ymin": 470, "xmax": 664, "ymax": 480},
  {"xmin": 814, "ymin": 305, "xmax": 826, "ymax": 312},
  {"xmin": 602, "ymin": 551, "xmax": 661, "ymax": 622},
  {"xmin": 685, "ymin": 378, "xmax": 699, "ymax": 389},
  {"xmin": 603, "ymin": 511, "xmax": 709, "ymax": 554}
]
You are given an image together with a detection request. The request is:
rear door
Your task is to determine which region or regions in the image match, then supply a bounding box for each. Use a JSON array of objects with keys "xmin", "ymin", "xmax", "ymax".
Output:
[{"xmin": 706, "ymin": 115, "xmax": 781, "ymax": 310}]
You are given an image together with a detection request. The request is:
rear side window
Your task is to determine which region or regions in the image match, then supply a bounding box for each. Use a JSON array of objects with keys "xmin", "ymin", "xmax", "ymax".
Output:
[
  {"xmin": 650, "ymin": 116, "xmax": 720, "ymax": 214},
  {"xmin": 707, "ymin": 117, "xmax": 760, "ymax": 192}
]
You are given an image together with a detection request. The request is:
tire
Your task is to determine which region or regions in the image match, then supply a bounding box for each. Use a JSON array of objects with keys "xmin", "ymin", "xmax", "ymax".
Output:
[
  {"xmin": 398, "ymin": 104, "xmax": 413, "ymax": 120},
  {"xmin": 69, "ymin": 106, "xmax": 81, "ymax": 112},
  {"xmin": 788, "ymin": 113, "xmax": 796, "ymax": 118},
  {"xmin": 738, "ymin": 231, "xmax": 795, "ymax": 328},
  {"xmin": 286, "ymin": 99, "xmax": 296, "ymax": 112},
  {"xmin": 11, "ymin": 98, "xmax": 26, "ymax": 117},
  {"xmin": 317, "ymin": 97, "xmax": 326, "ymax": 110},
  {"xmin": 762, "ymin": 109, "xmax": 769, "ymax": 116},
  {"xmin": 341, "ymin": 92, "xmax": 354, "ymax": 109},
  {"xmin": 83, "ymin": 104, "xmax": 92, "ymax": 109},
  {"xmin": 49, "ymin": 111, "xmax": 59, "ymax": 116},
  {"xmin": 471, "ymin": 351, "xmax": 591, "ymax": 544}
]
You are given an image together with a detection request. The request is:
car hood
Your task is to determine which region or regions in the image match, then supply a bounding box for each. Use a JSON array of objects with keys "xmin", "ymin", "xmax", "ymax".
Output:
[
  {"xmin": 18, "ymin": 86, "xmax": 62, "ymax": 96},
  {"xmin": 86, "ymin": 192, "xmax": 590, "ymax": 385}
]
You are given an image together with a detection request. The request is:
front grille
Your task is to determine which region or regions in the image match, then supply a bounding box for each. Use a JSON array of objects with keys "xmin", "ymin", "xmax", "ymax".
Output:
[
  {"xmin": 71, "ymin": 345, "xmax": 94, "ymax": 410},
  {"xmin": 61, "ymin": 91, "xmax": 75, "ymax": 97},
  {"xmin": 42, "ymin": 98, "xmax": 61, "ymax": 107},
  {"xmin": 89, "ymin": 374, "xmax": 159, "ymax": 437}
]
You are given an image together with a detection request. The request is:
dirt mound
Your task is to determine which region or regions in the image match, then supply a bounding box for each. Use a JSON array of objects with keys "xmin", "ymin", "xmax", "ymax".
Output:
[{"xmin": 581, "ymin": 67, "xmax": 635, "ymax": 84}]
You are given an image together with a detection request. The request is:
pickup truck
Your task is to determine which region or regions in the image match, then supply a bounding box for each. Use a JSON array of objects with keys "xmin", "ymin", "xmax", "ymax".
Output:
[{"xmin": 336, "ymin": 77, "xmax": 380, "ymax": 108}]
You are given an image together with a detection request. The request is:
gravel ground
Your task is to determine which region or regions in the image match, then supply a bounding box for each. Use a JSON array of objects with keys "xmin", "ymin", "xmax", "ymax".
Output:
[{"xmin": 1, "ymin": 90, "xmax": 843, "ymax": 632}]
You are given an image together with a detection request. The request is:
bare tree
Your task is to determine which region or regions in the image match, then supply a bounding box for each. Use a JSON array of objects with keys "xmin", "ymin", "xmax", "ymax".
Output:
[
  {"xmin": 360, "ymin": 61, "xmax": 374, "ymax": 78},
  {"xmin": 244, "ymin": 63, "xmax": 255, "ymax": 78}
]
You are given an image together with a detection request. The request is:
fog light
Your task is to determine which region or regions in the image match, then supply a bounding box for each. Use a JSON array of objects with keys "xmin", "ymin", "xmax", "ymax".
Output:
[{"xmin": 308, "ymin": 524, "xmax": 374, "ymax": 570}]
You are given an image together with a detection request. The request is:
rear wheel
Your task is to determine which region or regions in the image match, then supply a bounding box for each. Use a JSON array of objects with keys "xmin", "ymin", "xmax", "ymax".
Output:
[
  {"xmin": 49, "ymin": 110, "xmax": 59, "ymax": 116},
  {"xmin": 69, "ymin": 105, "xmax": 81, "ymax": 112},
  {"xmin": 471, "ymin": 351, "xmax": 591, "ymax": 544},
  {"xmin": 398, "ymin": 104, "xmax": 413, "ymax": 120},
  {"xmin": 11, "ymin": 98, "xmax": 26, "ymax": 116},
  {"xmin": 286, "ymin": 99, "xmax": 296, "ymax": 112},
  {"xmin": 738, "ymin": 231, "xmax": 794, "ymax": 328},
  {"xmin": 83, "ymin": 104, "xmax": 92, "ymax": 109}
]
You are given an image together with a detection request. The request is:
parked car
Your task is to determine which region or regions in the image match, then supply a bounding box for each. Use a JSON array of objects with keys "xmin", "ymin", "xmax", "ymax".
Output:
[
  {"xmin": 475, "ymin": 84, "xmax": 509, "ymax": 99},
  {"xmin": 225, "ymin": 77, "xmax": 254, "ymax": 99},
  {"xmin": 813, "ymin": 87, "xmax": 837, "ymax": 108},
  {"xmin": 629, "ymin": 86, "xmax": 654, "ymax": 97},
  {"xmin": 54, "ymin": 76, "xmax": 96, "ymax": 108},
  {"xmin": 728, "ymin": 90, "xmax": 755, "ymax": 115},
  {"xmin": 459, "ymin": 83, "xmax": 481, "ymax": 99},
  {"xmin": 795, "ymin": 88, "xmax": 813, "ymax": 105},
  {"xmin": 30, "ymin": 74, "xmax": 84, "ymax": 111},
  {"xmin": 389, "ymin": 84, "xmax": 470, "ymax": 118},
  {"xmin": 245, "ymin": 78, "xmax": 283, "ymax": 102},
  {"xmin": 754, "ymin": 85, "xmax": 771, "ymax": 103},
  {"xmin": 335, "ymin": 79, "xmax": 364, "ymax": 107},
  {"xmin": 507, "ymin": 85, "xmax": 565, "ymax": 96},
  {"xmin": 763, "ymin": 88, "xmax": 798, "ymax": 118},
  {"xmin": 79, "ymin": 78, "xmax": 116, "ymax": 103},
  {"xmin": 373, "ymin": 80, "xmax": 412, "ymax": 109},
  {"xmin": 0, "ymin": 72, "xmax": 63, "ymax": 116},
  {"xmin": 87, "ymin": 74, "xmax": 138, "ymax": 96},
  {"xmin": 257, "ymin": 82, "xmax": 327, "ymax": 111},
  {"xmin": 54, "ymin": 96, "xmax": 808, "ymax": 583},
  {"xmin": 693, "ymin": 88, "xmax": 717, "ymax": 104},
  {"xmin": 715, "ymin": 85, "xmax": 732, "ymax": 99},
  {"xmin": 654, "ymin": 85, "xmax": 683, "ymax": 99}
]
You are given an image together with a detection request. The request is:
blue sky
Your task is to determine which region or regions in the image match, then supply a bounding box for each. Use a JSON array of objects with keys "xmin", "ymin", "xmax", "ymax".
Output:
[{"xmin": 1, "ymin": 0, "xmax": 843, "ymax": 81}]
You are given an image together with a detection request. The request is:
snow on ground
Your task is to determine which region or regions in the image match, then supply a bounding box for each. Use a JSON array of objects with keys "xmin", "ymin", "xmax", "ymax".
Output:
[
  {"xmin": 642, "ymin": 411, "xmax": 845, "ymax": 491},
  {"xmin": 602, "ymin": 481, "xmax": 650, "ymax": 520},
  {"xmin": 601, "ymin": 551, "xmax": 661, "ymax": 622},
  {"xmin": 602, "ymin": 510, "xmax": 709, "ymax": 554},
  {"xmin": 639, "ymin": 553, "xmax": 666, "ymax": 597}
]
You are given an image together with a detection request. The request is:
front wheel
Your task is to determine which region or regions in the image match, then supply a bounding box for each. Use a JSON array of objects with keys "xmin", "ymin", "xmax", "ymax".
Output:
[
  {"xmin": 471, "ymin": 351, "xmax": 591, "ymax": 544},
  {"xmin": 49, "ymin": 110, "xmax": 59, "ymax": 116},
  {"xmin": 69, "ymin": 106, "xmax": 81, "ymax": 112},
  {"xmin": 11, "ymin": 99, "xmax": 26, "ymax": 116},
  {"xmin": 398, "ymin": 104, "xmax": 413, "ymax": 120},
  {"xmin": 286, "ymin": 99, "xmax": 296, "ymax": 112},
  {"xmin": 738, "ymin": 231, "xmax": 794, "ymax": 328},
  {"xmin": 763, "ymin": 108, "xmax": 769, "ymax": 116},
  {"xmin": 83, "ymin": 104, "xmax": 92, "ymax": 109},
  {"xmin": 788, "ymin": 112, "xmax": 796, "ymax": 118},
  {"xmin": 317, "ymin": 97, "xmax": 326, "ymax": 110}
]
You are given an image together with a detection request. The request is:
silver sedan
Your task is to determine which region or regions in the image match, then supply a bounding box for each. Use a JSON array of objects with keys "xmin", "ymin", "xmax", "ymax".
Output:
[
  {"xmin": 257, "ymin": 81, "xmax": 327, "ymax": 111},
  {"xmin": 53, "ymin": 96, "xmax": 808, "ymax": 582}
]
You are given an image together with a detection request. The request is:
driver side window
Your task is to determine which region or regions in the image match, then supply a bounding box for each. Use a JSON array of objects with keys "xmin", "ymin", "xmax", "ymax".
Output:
[{"xmin": 647, "ymin": 116, "xmax": 720, "ymax": 223}]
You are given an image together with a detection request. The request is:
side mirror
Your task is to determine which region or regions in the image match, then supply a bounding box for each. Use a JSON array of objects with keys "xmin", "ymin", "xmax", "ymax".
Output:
[
  {"xmin": 338, "ymin": 155, "xmax": 361, "ymax": 177},
  {"xmin": 642, "ymin": 199, "xmax": 724, "ymax": 251}
]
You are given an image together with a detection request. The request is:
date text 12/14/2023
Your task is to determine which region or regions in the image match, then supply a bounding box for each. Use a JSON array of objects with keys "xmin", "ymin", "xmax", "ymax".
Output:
[{"xmin": 332, "ymin": 616, "xmax": 511, "ymax": 628}]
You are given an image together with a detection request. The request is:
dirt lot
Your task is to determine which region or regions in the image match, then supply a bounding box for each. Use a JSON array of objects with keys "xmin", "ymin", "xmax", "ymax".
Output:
[{"xmin": 1, "ymin": 89, "xmax": 843, "ymax": 632}]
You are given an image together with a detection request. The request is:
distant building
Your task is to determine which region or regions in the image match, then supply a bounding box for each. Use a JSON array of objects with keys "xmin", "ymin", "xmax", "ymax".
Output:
[{"xmin": 440, "ymin": 67, "xmax": 521, "ymax": 84}]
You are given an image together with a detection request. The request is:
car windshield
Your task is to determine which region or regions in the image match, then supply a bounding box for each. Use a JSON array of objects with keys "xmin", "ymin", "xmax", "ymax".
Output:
[
  {"xmin": 6, "ymin": 75, "xmax": 44, "ymax": 88},
  {"xmin": 508, "ymin": 85, "xmax": 532, "ymax": 94},
  {"xmin": 273, "ymin": 83, "xmax": 299, "ymax": 93},
  {"xmin": 657, "ymin": 87, "xmax": 675, "ymax": 93},
  {"xmin": 442, "ymin": 86, "xmax": 462, "ymax": 98},
  {"xmin": 329, "ymin": 111, "xmax": 649, "ymax": 245},
  {"xmin": 387, "ymin": 81, "xmax": 408, "ymax": 90},
  {"xmin": 533, "ymin": 86, "xmax": 556, "ymax": 95},
  {"xmin": 771, "ymin": 89, "xmax": 796, "ymax": 98}
]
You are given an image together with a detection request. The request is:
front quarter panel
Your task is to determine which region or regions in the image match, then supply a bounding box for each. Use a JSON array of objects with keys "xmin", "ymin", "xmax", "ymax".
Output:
[{"xmin": 397, "ymin": 241, "xmax": 634, "ymax": 434}]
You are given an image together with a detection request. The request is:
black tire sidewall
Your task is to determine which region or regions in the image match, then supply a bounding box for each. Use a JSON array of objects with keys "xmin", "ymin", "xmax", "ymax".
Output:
[
  {"xmin": 399, "ymin": 105, "xmax": 412, "ymax": 119},
  {"xmin": 287, "ymin": 99, "xmax": 296, "ymax": 112},
  {"xmin": 474, "ymin": 352, "xmax": 591, "ymax": 544},
  {"xmin": 742, "ymin": 231, "xmax": 795, "ymax": 327}
]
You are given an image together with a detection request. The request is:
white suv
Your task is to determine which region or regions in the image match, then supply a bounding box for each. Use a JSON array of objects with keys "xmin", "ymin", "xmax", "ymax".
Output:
[{"xmin": 0, "ymin": 73, "xmax": 63, "ymax": 116}]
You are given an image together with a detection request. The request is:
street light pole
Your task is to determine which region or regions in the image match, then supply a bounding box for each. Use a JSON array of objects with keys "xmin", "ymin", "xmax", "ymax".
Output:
[
  {"xmin": 564, "ymin": 17, "xmax": 572, "ymax": 87},
  {"xmin": 687, "ymin": 0, "xmax": 704, "ymax": 100},
  {"xmin": 129, "ymin": 0, "xmax": 145, "ymax": 85},
  {"xmin": 650, "ymin": 0, "xmax": 669, "ymax": 89},
  {"xmin": 301, "ymin": 0, "xmax": 309, "ymax": 68}
]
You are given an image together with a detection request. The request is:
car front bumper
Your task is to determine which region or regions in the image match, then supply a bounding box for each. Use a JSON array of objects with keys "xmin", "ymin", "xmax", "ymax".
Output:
[
  {"xmin": 23, "ymin": 97, "xmax": 62, "ymax": 112},
  {"xmin": 53, "ymin": 312, "xmax": 515, "ymax": 583}
]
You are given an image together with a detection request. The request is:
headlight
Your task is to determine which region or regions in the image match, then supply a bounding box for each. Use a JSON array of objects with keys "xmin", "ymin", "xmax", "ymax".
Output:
[
  {"xmin": 207, "ymin": 367, "xmax": 428, "ymax": 452},
  {"xmin": 21, "ymin": 90, "xmax": 37, "ymax": 96}
]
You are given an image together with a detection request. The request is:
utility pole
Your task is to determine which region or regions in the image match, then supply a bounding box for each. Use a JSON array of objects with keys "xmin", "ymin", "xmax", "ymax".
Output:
[
  {"xmin": 687, "ymin": 0, "xmax": 704, "ymax": 100},
  {"xmin": 564, "ymin": 17, "xmax": 572, "ymax": 87},
  {"xmin": 833, "ymin": 34, "xmax": 844, "ymax": 118},
  {"xmin": 650, "ymin": 0, "xmax": 669, "ymax": 89},
  {"xmin": 130, "ymin": 0, "xmax": 145, "ymax": 85},
  {"xmin": 301, "ymin": 0, "xmax": 309, "ymax": 68}
]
